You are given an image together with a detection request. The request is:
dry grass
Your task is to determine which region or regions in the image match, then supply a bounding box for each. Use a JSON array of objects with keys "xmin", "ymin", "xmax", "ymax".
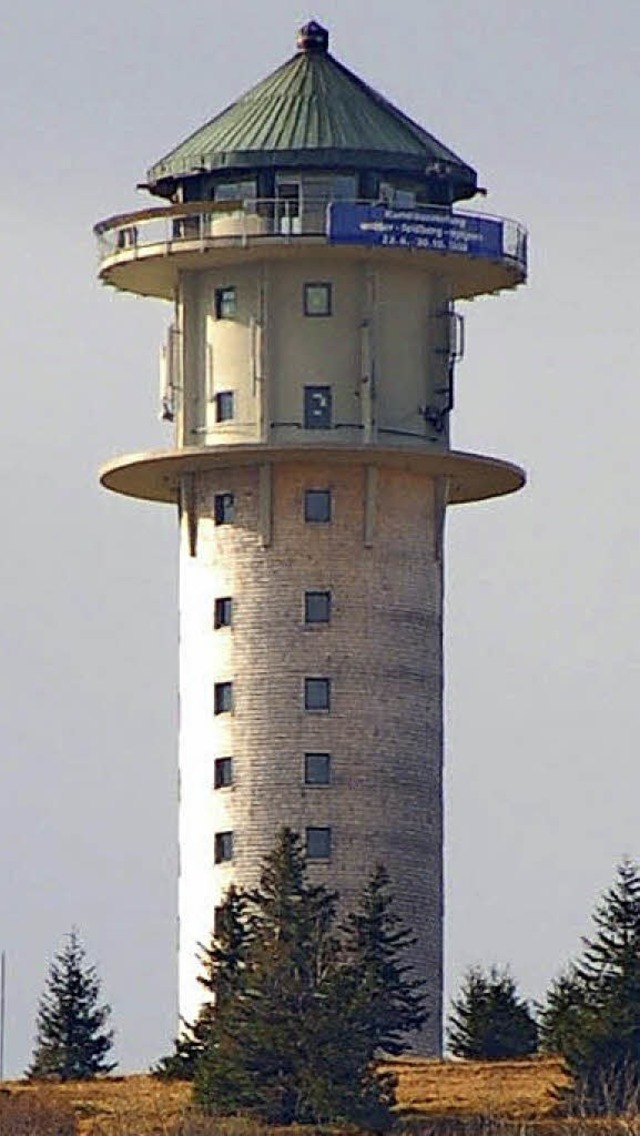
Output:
[{"xmin": 5, "ymin": 1057, "xmax": 638, "ymax": 1136}]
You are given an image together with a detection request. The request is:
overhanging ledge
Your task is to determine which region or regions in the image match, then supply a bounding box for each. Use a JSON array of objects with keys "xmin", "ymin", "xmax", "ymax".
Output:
[{"xmin": 99, "ymin": 444, "xmax": 525, "ymax": 505}]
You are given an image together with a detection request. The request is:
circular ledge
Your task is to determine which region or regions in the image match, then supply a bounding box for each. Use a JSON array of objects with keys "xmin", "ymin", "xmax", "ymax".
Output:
[{"xmin": 99, "ymin": 444, "xmax": 525, "ymax": 506}]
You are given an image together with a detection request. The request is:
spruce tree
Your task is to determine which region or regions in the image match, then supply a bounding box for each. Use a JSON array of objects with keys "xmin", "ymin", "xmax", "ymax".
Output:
[
  {"xmin": 341, "ymin": 863, "xmax": 428, "ymax": 1056},
  {"xmin": 540, "ymin": 859, "xmax": 640, "ymax": 1114},
  {"xmin": 448, "ymin": 966, "xmax": 538, "ymax": 1059},
  {"xmin": 28, "ymin": 929, "xmax": 115, "ymax": 1080},
  {"xmin": 154, "ymin": 886, "xmax": 248, "ymax": 1080}
]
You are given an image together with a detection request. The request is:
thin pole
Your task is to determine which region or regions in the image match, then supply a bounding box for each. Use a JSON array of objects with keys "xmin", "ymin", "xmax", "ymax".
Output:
[{"xmin": 0, "ymin": 950, "xmax": 5, "ymax": 1082}]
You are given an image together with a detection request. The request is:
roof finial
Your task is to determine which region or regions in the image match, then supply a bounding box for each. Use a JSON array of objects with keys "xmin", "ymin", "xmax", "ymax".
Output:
[{"xmin": 297, "ymin": 20, "xmax": 329, "ymax": 53}]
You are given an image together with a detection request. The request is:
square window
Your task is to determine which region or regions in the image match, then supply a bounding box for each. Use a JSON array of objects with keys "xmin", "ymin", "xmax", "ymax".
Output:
[
  {"xmin": 215, "ymin": 391, "xmax": 234, "ymax": 422},
  {"xmin": 304, "ymin": 385, "xmax": 332, "ymax": 429},
  {"xmin": 304, "ymin": 282, "xmax": 332, "ymax": 317},
  {"xmin": 305, "ymin": 677, "xmax": 330, "ymax": 711},
  {"xmin": 304, "ymin": 489, "xmax": 331, "ymax": 523},
  {"xmin": 214, "ymin": 681, "xmax": 233, "ymax": 715},
  {"xmin": 214, "ymin": 757, "xmax": 233, "ymax": 789},
  {"xmin": 304, "ymin": 753, "xmax": 331, "ymax": 786},
  {"xmin": 215, "ymin": 286, "xmax": 237, "ymax": 319},
  {"xmin": 306, "ymin": 827, "xmax": 331, "ymax": 860},
  {"xmin": 214, "ymin": 492, "xmax": 234, "ymax": 525},
  {"xmin": 305, "ymin": 590, "xmax": 331, "ymax": 624},
  {"xmin": 215, "ymin": 831, "xmax": 233, "ymax": 863},
  {"xmin": 214, "ymin": 597, "xmax": 233, "ymax": 628}
]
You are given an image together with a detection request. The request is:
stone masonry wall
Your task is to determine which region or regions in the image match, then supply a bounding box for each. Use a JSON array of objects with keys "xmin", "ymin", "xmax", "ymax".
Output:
[{"xmin": 178, "ymin": 459, "xmax": 444, "ymax": 1053}]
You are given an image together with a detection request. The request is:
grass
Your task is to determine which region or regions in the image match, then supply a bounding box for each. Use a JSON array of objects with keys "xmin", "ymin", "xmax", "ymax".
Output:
[{"xmin": 2, "ymin": 1057, "xmax": 638, "ymax": 1135}]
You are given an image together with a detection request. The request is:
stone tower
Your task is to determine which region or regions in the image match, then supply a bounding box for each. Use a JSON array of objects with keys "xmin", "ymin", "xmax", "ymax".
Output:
[{"xmin": 95, "ymin": 22, "xmax": 527, "ymax": 1054}]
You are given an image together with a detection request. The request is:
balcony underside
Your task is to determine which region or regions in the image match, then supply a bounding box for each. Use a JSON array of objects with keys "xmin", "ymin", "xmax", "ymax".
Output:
[
  {"xmin": 98, "ymin": 237, "xmax": 524, "ymax": 302},
  {"xmin": 99, "ymin": 443, "xmax": 525, "ymax": 505}
]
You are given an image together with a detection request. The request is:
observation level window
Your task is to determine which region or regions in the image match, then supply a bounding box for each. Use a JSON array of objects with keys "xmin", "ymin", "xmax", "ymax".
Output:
[
  {"xmin": 214, "ymin": 681, "xmax": 233, "ymax": 715},
  {"xmin": 305, "ymin": 677, "xmax": 330, "ymax": 712},
  {"xmin": 215, "ymin": 286, "xmax": 237, "ymax": 319},
  {"xmin": 304, "ymin": 489, "xmax": 331, "ymax": 523},
  {"xmin": 306, "ymin": 827, "xmax": 331, "ymax": 860},
  {"xmin": 214, "ymin": 757, "xmax": 233, "ymax": 789},
  {"xmin": 305, "ymin": 591, "xmax": 331, "ymax": 624},
  {"xmin": 215, "ymin": 831, "xmax": 234, "ymax": 863},
  {"xmin": 304, "ymin": 282, "xmax": 332, "ymax": 317},
  {"xmin": 213, "ymin": 180, "xmax": 256, "ymax": 204},
  {"xmin": 214, "ymin": 597, "xmax": 232, "ymax": 629},
  {"xmin": 304, "ymin": 386, "xmax": 332, "ymax": 429},
  {"xmin": 304, "ymin": 753, "xmax": 331, "ymax": 786},
  {"xmin": 214, "ymin": 493, "xmax": 234, "ymax": 525},
  {"xmin": 215, "ymin": 391, "xmax": 234, "ymax": 422}
]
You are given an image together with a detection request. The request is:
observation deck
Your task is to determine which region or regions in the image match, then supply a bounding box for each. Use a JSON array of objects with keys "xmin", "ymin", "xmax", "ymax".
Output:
[{"xmin": 95, "ymin": 198, "xmax": 527, "ymax": 302}]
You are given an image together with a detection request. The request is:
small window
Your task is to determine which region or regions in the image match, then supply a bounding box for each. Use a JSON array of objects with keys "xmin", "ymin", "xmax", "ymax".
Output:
[
  {"xmin": 304, "ymin": 385, "xmax": 332, "ymax": 429},
  {"xmin": 214, "ymin": 681, "xmax": 233, "ymax": 715},
  {"xmin": 304, "ymin": 489, "xmax": 331, "ymax": 523},
  {"xmin": 305, "ymin": 590, "xmax": 331, "ymax": 624},
  {"xmin": 305, "ymin": 677, "xmax": 330, "ymax": 711},
  {"xmin": 304, "ymin": 282, "xmax": 332, "ymax": 317},
  {"xmin": 215, "ymin": 391, "xmax": 234, "ymax": 422},
  {"xmin": 214, "ymin": 597, "xmax": 233, "ymax": 629},
  {"xmin": 214, "ymin": 757, "xmax": 233, "ymax": 789},
  {"xmin": 306, "ymin": 827, "xmax": 331, "ymax": 860},
  {"xmin": 215, "ymin": 831, "xmax": 234, "ymax": 863},
  {"xmin": 215, "ymin": 286, "xmax": 237, "ymax": 319},
  {"xmin": 304, "ymin": 753, "xmax": 331, "ymax": 786},
  {"xmin": 214, "ymin": 493, "xmax": 234, "ymax": 525},
  {"xmin": 213, "ymin": 905, "xmax": 224, "ymax": 936}
]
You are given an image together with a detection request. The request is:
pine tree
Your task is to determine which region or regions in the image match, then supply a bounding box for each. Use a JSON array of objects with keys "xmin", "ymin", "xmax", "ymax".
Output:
[
  {"xmin": 154, "ymin": 886, "xmax": 249, "ymax": 1080},
  {"xmin": 448, "ymin": 966, "xmax": 538, "ymax": 1059},
  {"xmin": 193, "ymin": 830, "xmax": 403, "ymax": 1129},
  {"xmin": 341, "ymin": 863, "xmax": 428, "ymax": 1056},
  {"xmin": 28, "ymin": 929, "xmax": 115, "ymax": 1081},
  {"xmin": 540, "ymin": 859, "xmax": 640, "ymax": 1114}
]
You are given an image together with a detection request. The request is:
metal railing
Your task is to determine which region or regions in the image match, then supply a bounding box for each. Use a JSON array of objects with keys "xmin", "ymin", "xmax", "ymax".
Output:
[{"xmin": 94, "ymin": 198, "xmax": 528, "ymax": 272}]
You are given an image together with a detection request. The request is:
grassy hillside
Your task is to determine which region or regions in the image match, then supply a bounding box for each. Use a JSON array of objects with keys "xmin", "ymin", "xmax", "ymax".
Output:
[{"xmin": 0, "ymin": 1057, "xmax": 571, "ymax": 1134}]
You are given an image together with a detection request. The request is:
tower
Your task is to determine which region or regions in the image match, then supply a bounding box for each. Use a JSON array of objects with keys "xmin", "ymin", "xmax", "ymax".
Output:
[{"xmin": 96, "ymin": 22, "xmax": 527, "ymax": 1054}]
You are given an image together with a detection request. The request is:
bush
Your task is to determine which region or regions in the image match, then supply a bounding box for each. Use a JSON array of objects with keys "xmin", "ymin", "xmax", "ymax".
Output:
[{"xmin": 0, "ymin": 1093, "xmax": 76, "ymax": 1136}]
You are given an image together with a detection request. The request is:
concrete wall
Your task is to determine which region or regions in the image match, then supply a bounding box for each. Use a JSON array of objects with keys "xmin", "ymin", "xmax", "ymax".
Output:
[
  {"xmin": 177, "ymin": 256, "xmax": 453, "ymax": 453},
  {"xmin": 178, "ymin": 459, "xmax": 444, "ymax": 1053}
]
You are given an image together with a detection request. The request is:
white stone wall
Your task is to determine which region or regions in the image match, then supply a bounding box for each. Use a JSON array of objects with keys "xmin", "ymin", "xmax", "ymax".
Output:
[{"xmin": 178, "ymin": 459, "xmax": 444, "ymax": 1053}]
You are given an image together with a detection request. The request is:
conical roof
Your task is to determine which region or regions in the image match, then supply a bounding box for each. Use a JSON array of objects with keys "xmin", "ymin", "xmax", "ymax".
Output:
[{"xmin": 146, "ymin": 22, "xmax": 477, "ymax": 198}]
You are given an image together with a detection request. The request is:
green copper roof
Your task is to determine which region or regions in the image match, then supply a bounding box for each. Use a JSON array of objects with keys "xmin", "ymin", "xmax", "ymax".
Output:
[{"xmin": 146, "ymin": 23, "xmax": 476, "ymax": 194}]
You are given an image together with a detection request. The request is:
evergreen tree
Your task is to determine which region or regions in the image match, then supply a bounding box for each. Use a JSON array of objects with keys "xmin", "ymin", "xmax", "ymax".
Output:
[
  {"xmin": 194, "ymin": 829, "xmax": 402, "ymax": 1129},
  {"xmin": 154, "ymin": 886, "xmax": 248, "ymax": 1080},
  {"xmin": 448, "ymin": 966, "xmax": 538, "ymax": 1059},
  {"xmin": 341, "ymin": 863, "xmax": 428, "ymax": 1056},
  {"xmin": 539, "ymin": 859, "xmax": 640, "ymax": 1114},
  {"xmin": 28, "ymin": 929, "xmax": 115, "ymax": 1081}
]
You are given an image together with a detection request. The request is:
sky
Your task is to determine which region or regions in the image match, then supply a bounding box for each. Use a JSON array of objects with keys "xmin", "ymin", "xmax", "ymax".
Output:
[{"xmin": 0, "ymin": 0, "xmax": 639, "ymax": 1076}]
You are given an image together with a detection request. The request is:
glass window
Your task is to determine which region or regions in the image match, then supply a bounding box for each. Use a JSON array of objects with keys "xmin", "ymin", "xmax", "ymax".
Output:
[
  {"xmin": 304, "ymin": 385, "xmax": 332, "ymax": 429},
  {"xmin": 214, "ymin": 682, "xmax": 233, "ymax": 715},
  {"xmin": 214, "ymin": 493, "xmax": 234, "ymax": 525},
  {"xmin": 304, "ymin": 753, "xmax": 331, "ymax": 786},
  {"xmin": 214, "ymin": 180, "xmax": 256, "ymax": 203},
  {"xmin": 214, "ymin": 757, "xmax": 233, "ymax": 789},
  {"xmin": 305, "ymin": 591, "xmax": 331, "ymax": 624},
  {"xmin": 215, "ymin": 286, "xmax": 237, "ymax": 319},
  {"xmin": 304, "ymin": 282, "xmax": 332, "ymax": 317},
  {"xmin": 306, "ymin": 827, "xmax": 331, "ymax": 860},
  {"xmin": 215, "ymin": 391, "xmax": 234, "ymax": 422},
  {"xmin": 305, "ymin": 677, "xmax": 330, "ymax": 711},
  {"xmin": 304, "ymin": 489, "xmax": 331, "ymax": 523},
  {"xmin": 215, "ymin": 831, "xmax": 234, "ymax": 863},
  {"xmin": 214, "ymin": 597, "xmax": 233, "ymax": 629},
  {"xmin": 213, "ymin": 905, "xmax": 224, "ymax": 936}
]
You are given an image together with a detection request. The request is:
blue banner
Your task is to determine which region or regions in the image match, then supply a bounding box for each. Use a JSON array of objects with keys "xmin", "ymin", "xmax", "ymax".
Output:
[{"xmin": 327, "ymin": 203, "xmax": 526, "ymax": 270}]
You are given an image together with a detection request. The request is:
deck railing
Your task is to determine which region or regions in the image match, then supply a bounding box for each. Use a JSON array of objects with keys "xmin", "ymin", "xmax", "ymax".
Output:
[{"xmin": 95, "ymin": 198, "xmax": 527, "ymax": 273}]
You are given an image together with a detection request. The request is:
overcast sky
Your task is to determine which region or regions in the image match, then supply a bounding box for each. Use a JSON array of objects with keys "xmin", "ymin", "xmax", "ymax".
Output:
[{"xmin": 0, "ymin": 0, "xmax": 638, "ymax": 1076}]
